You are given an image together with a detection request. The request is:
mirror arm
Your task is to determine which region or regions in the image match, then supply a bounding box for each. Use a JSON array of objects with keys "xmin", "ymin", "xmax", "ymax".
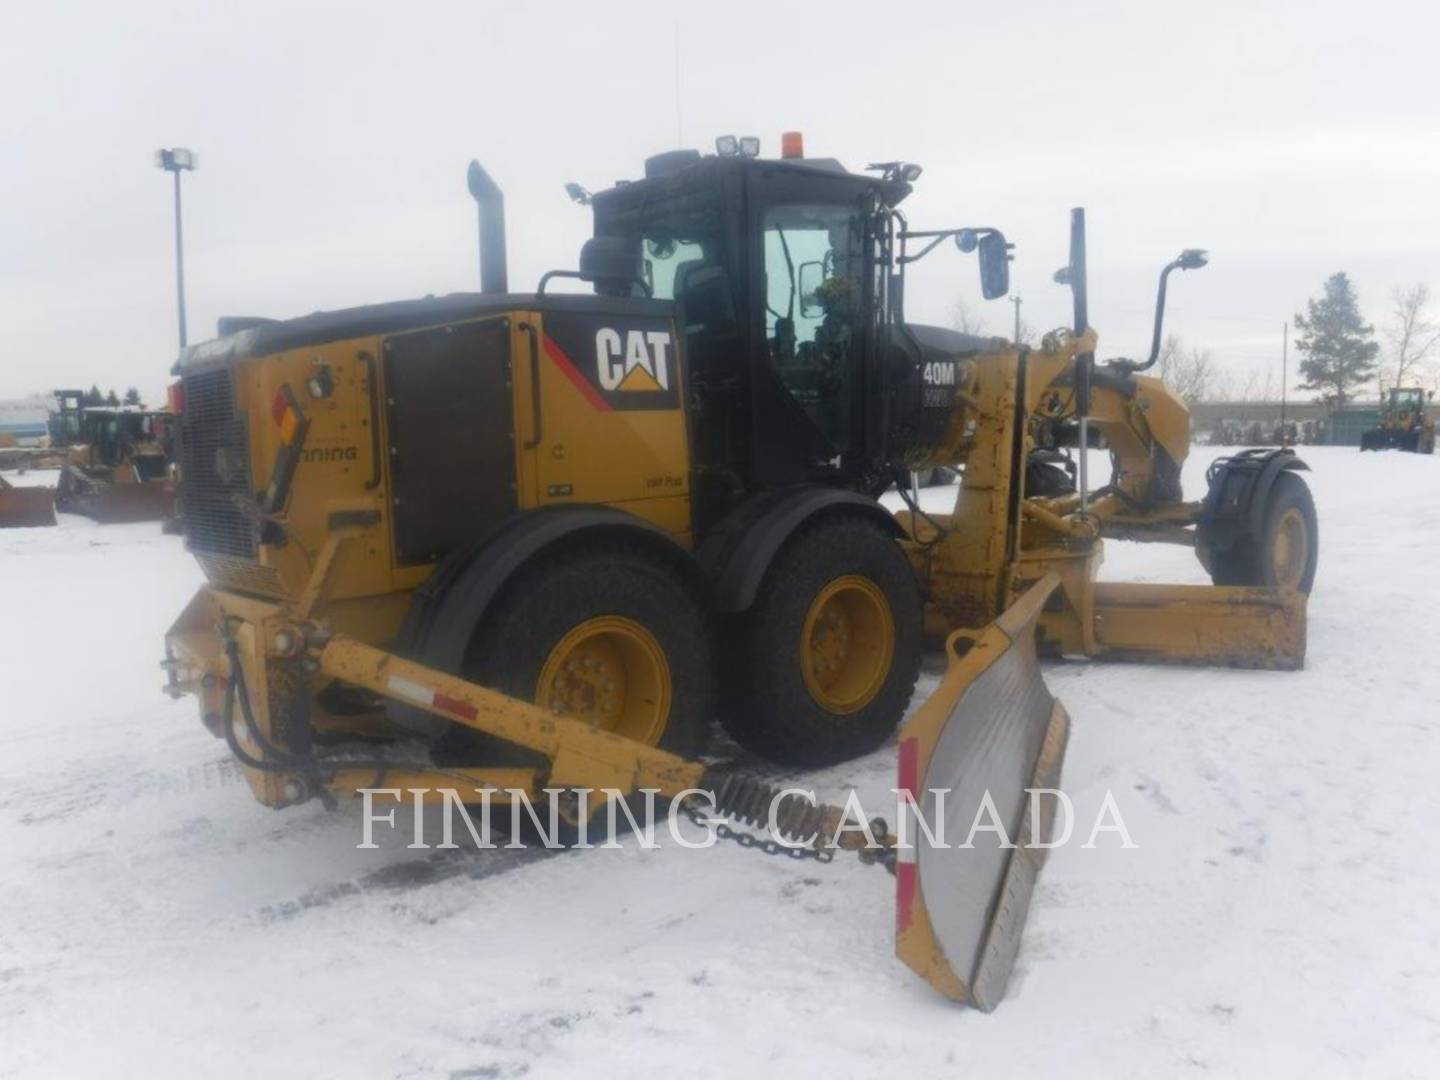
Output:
[
  {"xmin": 1128, "ymin": 258, "xmax": 1182, "ymax": 373},
  {"xmin": 896, "ymin": 226, "xmax": 1001, "ymax": 264}
]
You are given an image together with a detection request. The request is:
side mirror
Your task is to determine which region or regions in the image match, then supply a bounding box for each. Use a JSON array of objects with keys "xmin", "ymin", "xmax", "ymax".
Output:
[
  {"xmin": 579, "ymin": 236, "xmax": 642, "ymax": 295},
  {"xmin": 798, "ymin": 261, "xmax": 825, "ymax": 318},
  {"xmin": 978, "ymin": 232, "xmax": 1010, "ymax": 300}
]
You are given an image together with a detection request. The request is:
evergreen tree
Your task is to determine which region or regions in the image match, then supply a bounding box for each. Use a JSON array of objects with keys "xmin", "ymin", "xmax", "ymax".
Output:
[
  {"xmin": 123, "ymin": 387, "xmax": 143, "ymax": 406},
  {"xmin": 105, "ymin": 388, "xmax": 120, "ymax": 406},
  {"xmin": 1293, "ymin": 272, "xmax": 1379, "ymax": 407},
  {"xmin": 84, "ymin": 384, "xmax": 104, "ymax": 406}
]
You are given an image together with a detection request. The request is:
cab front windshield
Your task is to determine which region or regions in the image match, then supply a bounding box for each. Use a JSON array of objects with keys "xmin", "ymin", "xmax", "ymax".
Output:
[{"xmin": 1392, "ymin": 388, "xmax": 1424, "ymax": 408}]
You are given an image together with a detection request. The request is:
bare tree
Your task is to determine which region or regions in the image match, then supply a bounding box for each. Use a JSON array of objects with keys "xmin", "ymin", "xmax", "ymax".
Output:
[
  {"xmin": 951, "ymin": 297, "xmax": 988, "ymax": 337},
  {"xmin": 1175, "ymin": 349, "xmax": 1215, "ymax": 405},
  {"xmin": 1156, "ymin": 335, "xmax": 1214, "ymax": 405},
  {"xmin": 1385, "ymin": 283, "xmax": 1440, "ymax": 389},
  {"xmin": 1207, "ymin": 369, "xmax": 1236, "ymax": 403},
  {"xmin": 1239, "ymin": 367, "xmax": 1263, "ymax": 402}
]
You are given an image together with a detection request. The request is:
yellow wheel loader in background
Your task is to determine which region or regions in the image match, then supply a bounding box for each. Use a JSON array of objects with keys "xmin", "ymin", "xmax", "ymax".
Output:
[
  {"xmin": 162, "ymin": 137, "xmax": 1316, "ymax": 1009},
  {"xmin": 1361, "ymin": 386, "xmax": 1436, "ymax": 453}
]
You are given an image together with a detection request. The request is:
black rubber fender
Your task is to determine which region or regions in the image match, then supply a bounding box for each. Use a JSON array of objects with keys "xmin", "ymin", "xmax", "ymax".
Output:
[
  {"xmin": 1197, "ymin": 447, "xmax": 1310, "ymax": 555},
  {"xmin": 696, "ymin": 486, "xmax": 904, "ymax": 613},
  {"xmin": 390, "ymin": 505, "xmax": 705, "ymax": 736}
]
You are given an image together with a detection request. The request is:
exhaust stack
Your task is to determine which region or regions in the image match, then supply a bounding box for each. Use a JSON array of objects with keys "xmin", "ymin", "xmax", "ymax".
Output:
[{"xmin": 466, "ymin": 160, "xmax": 508, "ymax": 294}]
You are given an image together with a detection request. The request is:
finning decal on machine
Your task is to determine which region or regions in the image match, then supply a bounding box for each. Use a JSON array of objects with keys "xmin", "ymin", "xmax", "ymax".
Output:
[{"xmin": 541, "ymin": 312, "xmax": 681, "ymax": 412}]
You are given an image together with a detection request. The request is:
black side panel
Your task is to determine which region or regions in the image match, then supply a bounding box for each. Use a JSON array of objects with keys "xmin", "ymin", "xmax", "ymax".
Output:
[{"xmin": 384, "ymin": 318, "xmax": 516, "ymax": 566}]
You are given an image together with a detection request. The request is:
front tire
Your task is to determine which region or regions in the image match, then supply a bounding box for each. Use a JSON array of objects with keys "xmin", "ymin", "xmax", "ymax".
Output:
[
  {"xmin": 1207, "ymin": 471, "xmax": 1319, "ymax": 594},
  {"xmin": 719, "ymin": 516, "xmax": 922, "ymax": 767}
]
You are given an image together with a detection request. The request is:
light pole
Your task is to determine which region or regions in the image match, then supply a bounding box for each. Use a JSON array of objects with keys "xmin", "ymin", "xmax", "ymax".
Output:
[
  {"xmin": 1010, "ymin": 294, "xmax": 1023, "ymax": 346},
  {"xmin": 154, "ymin": 147, "xmax": 198, "ymax": 349}
]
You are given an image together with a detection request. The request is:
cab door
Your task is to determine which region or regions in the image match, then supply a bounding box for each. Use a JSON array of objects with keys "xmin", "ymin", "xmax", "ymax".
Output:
[{"xmin": 744, "ymin": 170, "xmax": 875, "ymax": 486}]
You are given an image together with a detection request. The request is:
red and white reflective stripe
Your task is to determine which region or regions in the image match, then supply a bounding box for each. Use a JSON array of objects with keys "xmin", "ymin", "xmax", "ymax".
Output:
[
  {"xmin": 896, "ymin": 736, "xmax": 920, "ymax": 931},
  {"xmin": 387, "ymin": 674, "xmax": 478, "ymax": 723},
  {"xmin": 897, "ymin": 735, "xmax": 919, "ymax": 798}
]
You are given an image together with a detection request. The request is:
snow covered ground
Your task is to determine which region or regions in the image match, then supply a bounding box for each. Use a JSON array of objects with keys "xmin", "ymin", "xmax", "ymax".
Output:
[{"xmin": 3, "ymin": 447, "xmax": 1438, "ymax": 1079}]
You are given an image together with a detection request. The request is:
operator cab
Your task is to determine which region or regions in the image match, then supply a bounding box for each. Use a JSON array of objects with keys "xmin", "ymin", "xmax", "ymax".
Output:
[
  {"xmin": 586, "ymin": 135, "xmax": 1009, "ymax": 520},
  {"xmin": 1389, "ymin": 387, "xmax": 1426, "ymax": 411}
]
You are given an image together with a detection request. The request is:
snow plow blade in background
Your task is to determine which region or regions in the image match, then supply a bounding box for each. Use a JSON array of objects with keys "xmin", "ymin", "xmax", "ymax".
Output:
[
  {"xmin": 896, "ymin": 573, "xmax": 1070, "ymax": 1011},
  {"xmin": 0, "ymin": 477, "xmax": 57, "ymax": 528},
  {"xmin": 55, "ymin": 472, "xmax": 175, "ymax": 524}
]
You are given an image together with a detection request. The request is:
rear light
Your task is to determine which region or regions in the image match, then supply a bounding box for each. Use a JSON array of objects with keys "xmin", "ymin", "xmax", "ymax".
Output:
[
  {"xmin": 270, "ymin": 385, "xmax": 303, "ymax": 445},
  {"xmin": 167, "ymin": 381, "xmax": 184, "ymax": 415}
]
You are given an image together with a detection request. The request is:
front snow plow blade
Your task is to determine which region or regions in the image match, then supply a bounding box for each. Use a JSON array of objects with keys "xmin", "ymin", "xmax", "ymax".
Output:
[
  {"xmin": 896, "ymin": 573, "xmax": 1070, "ymax": 1011},
  {"xmin": 0, "ymin": 477, "xmax": 57, "ymax": 528}
]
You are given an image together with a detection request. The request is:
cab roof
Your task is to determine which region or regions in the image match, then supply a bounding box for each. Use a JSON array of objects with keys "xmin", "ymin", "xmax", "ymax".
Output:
[{"xmin": 591, "ymin": 150, "xmax": 914, "ymax": 210}]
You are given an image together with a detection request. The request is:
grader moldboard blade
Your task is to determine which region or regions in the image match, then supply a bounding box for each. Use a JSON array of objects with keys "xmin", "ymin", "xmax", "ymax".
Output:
[
  {"xmin": 896, "ymin": 573, "xmax": 1070, "ymax": 1011},
  {"xmin": 0, "ymin": 477, "xmax": 57, "ymax": 528}
]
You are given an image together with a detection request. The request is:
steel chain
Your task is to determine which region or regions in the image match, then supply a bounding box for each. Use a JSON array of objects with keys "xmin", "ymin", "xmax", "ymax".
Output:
[
  {"xmin": 682, "ymin": 799, "xmax": 900, "ymax": 871},
  {"xmin": 682, "ymin": 798, "xmax": 835, "ymax": 863}
]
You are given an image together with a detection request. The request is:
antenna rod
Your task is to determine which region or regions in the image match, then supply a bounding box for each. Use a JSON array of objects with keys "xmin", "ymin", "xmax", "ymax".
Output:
[{"xmin": 673, "ymin": 20, "xmax": 682, "ymax": 146}]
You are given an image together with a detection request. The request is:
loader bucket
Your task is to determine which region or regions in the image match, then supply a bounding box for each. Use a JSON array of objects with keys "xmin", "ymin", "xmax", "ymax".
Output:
[
  {"xmin": 0, "ymin": 481, "xmax": 57, "ymax": 528},
  {"xmin": 896, "ymin": 573, "xmax": 1070, "ymax": 1010}
]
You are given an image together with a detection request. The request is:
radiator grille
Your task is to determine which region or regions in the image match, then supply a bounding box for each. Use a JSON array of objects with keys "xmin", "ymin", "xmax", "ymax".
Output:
[
  {"xmin": 194, "ymin": 555, "xmax": 283, "ymax": 597},
  {"xmin": 179, "ymin": 367, "xmax": 257, "ymax": 561}
]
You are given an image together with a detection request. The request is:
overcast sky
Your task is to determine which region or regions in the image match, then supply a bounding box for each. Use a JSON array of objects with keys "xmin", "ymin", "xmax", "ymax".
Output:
[{"xmin": 3, "ymin": 0, "xmax": 1438, "ymax": 404}]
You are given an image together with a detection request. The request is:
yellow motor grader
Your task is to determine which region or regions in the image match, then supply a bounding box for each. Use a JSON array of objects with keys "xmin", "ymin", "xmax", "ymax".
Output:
[{"xmin": 162, "ymin": 138, "xmax": 1316, "ymax": 1009}]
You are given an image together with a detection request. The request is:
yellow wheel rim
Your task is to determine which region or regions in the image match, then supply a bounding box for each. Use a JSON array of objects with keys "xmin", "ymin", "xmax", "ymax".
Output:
[
  {"xmin": 535, "ymin": 616, "xmax": 672, "ymax": 744},
  {"xmin": 1271, "ymin": 507, "xmax": 1309, "ymax": 589},
  {"xmin": 800, "ymin": 575, "xmax": 895, "ymax": 714}
]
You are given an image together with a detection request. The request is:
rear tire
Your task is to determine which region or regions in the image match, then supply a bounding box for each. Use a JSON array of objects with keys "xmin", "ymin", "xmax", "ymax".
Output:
[
  {"xmin": 719, "ymin": 516, "xmax": 922, "ymax": 767},
  {"xmin": 1208, "ymin": 471, "xmax": 1318, "ymax": 594}
]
